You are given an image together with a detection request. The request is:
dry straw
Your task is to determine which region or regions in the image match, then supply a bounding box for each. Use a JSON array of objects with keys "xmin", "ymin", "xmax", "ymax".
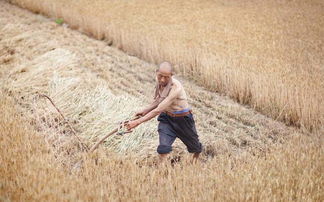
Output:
[{"xmin": 2, "ymin": 48, "xmax": 158, "ymax": 159}]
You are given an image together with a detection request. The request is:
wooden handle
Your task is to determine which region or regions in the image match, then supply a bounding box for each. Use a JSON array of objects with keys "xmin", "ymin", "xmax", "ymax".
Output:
[
  {"xmin": 88, "ymin": 115, "xmax": 142, "ymax": 153},
  {"xmin": 89, "ymin": 128, "xmax": 118, "ymax": 152}
]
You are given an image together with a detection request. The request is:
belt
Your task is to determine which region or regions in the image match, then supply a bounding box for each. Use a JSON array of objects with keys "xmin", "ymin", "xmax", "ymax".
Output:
[{"xmin": 165, "ymin": 110, "xmax": 192, "ymax": 117}]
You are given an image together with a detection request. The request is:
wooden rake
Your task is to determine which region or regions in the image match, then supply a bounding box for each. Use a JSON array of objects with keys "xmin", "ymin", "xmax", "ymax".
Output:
[
  {"xmin": 37, "ymin": 93, "xmax": 140, "ymax": 153},
  {"xmin": 88, "ymin": 115, "xmax": 141, "ymax": 152}
]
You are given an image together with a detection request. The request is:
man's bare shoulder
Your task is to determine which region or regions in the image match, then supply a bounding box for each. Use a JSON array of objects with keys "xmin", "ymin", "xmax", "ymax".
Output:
[{"xmin": 171, "ymin": 77, "xmax": 183, "ymax": 89}]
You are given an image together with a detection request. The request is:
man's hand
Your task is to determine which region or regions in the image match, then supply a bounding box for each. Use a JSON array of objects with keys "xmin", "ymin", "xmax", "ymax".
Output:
[
  {"xmin": 125, "ymin": 120, "xmax": 141, "ymax": 130},
  {"xmin": 135, "ymin": 110, "xmax": 146, "ymax": 117}
]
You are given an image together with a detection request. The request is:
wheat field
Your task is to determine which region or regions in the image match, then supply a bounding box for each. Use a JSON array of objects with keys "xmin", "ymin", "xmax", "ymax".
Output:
[
  {"xmin": 1, "ymin": 92, "xmax": 323, "ymax": 201},
  {"xmin": 0, "ymin": 1, "xmax": 323, "ymax": 201},
  {"xmin": 6, "ymin": 0, "xmax": 324, "ymax": 132}
]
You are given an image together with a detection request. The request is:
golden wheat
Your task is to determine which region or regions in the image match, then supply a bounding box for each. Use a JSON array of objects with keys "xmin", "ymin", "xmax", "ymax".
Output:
[
  {"xmin": 1, "ymin": 2, "xmax": 323, "ymax": 201},
  {"xmin": 1, "ymin": 94, "xmax": 323, "ymax": 201},
  {"xmin": 6, "ymin": 0, "xmax": 324, "ymax": 132}
]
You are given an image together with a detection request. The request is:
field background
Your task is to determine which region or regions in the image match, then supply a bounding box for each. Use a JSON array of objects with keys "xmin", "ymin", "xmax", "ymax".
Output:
[
  {"xmin": 0, "ymin": 1, "xmax": 323, "ymax": 201},
  {"xmin": 6, "ymin": 0, "xmax": 324, "ymax": 132},
  {"xmin": 1, "ymin": 100, "xmax": 322, "ymax": 201}
]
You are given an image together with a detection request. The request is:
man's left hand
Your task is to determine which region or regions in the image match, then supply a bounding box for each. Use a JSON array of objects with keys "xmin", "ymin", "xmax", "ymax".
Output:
[{"xmin": 125, "ymin": 120, "xmax": 141, "ymax": 130}]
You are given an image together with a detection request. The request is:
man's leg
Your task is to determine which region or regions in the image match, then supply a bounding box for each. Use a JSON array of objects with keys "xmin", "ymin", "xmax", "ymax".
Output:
[
  {"xmin": 192, "ymin": 152, "xmax": 200, "ymax": 164},
  {"xmin": 158, "ymin": 153, "xmax": 169, "ymax": 164},
  {"xmin": 172, "ymin": 114, "xmax": 202, "ymax": 162},
  {"xmin": 157, "ymin": 121, "xmax": 176, "ymax": 166}
]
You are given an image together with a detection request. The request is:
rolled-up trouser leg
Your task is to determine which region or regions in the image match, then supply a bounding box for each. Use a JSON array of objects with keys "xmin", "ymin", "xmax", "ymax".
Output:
[
  {"xmin": 157, "ymin": 145, "xmax": 172, "ymax": 154},
  {"xmin": 157, "ymin": 120, "xmax": 176, "ymax": 154}
]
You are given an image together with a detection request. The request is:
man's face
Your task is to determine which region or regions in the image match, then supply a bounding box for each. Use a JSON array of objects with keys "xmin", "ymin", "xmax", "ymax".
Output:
[{"xmin": 156, "ymin": 71, "xmax": 172, "ymax": 87}]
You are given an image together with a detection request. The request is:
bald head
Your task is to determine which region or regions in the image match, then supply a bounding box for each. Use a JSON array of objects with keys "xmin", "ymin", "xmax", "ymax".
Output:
[
  {"xmin": 156, "ymin": 61, "xmax": 174, "ymax": 86},
  {"xmin": 157, "ymin": 61, "xmax": 174, "ymax": 75}
]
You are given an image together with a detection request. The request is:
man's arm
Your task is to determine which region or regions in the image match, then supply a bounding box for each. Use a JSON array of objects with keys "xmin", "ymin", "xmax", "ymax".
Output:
[
  {"xmin": 126, "ymin": 86, "xmax": 181, "ymax": 129},
  {"xmin": 136, "ymin": 99, "xmax": 160, "ymax": 116}
]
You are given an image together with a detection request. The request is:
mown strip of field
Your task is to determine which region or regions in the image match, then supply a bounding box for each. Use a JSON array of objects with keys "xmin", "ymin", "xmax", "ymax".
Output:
[{"xmin": 7, "ymin": 0, "xmax": 324, "ymax": 132}]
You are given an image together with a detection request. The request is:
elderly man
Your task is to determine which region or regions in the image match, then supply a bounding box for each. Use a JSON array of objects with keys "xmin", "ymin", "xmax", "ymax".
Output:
[{"xmin": 126, "ymin": 62, "xmax": 202, "ymax": 162}]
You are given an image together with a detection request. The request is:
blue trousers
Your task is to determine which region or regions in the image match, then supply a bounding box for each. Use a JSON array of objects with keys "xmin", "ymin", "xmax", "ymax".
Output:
[{"xmin": 157, "ymin": 112, "xmax": 202, "ymax": 154}]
